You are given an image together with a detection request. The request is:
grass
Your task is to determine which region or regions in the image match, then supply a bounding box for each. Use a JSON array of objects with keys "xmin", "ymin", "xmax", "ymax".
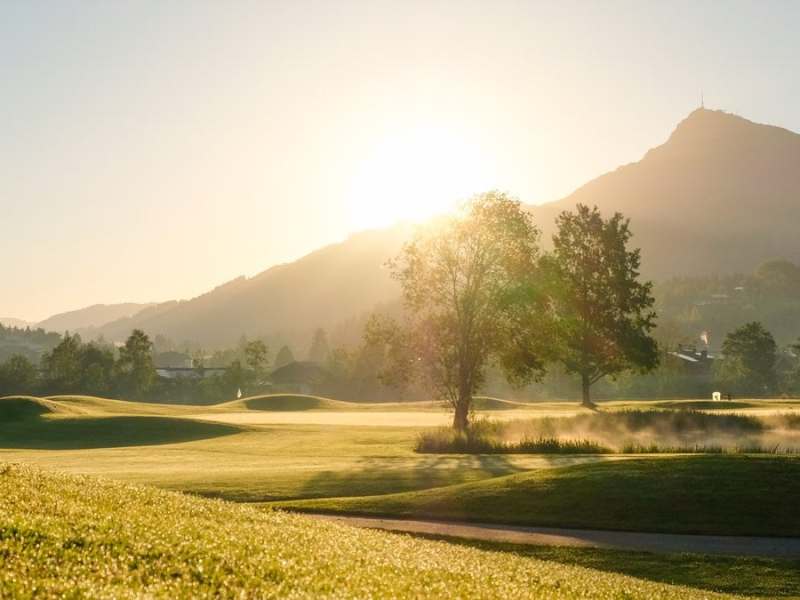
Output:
[
  {"xmin": 275, "ymin": 455, "xmax": 800, "ymax": 537},
  {"xmin": 418, "ymin": 535, "xmax": 800, "ymax": 598},
  {"xmin": 653, "ymin": 400, "xmax": 759, "ymax": 411},
  {"xmin": 416, "ymin": 425, "xmax": 612, "ymax": 454},
  {"xmin": 219, "ymin": 393, "xmax": 357, "ymax": 411},
  {"xmin": 0, "ymin": 463, "xmax": 730, "ymax": 599},
  {"xmin": 0, "ymin": 395, "xmax": 60, "ymax": 420},
  {"xmin": 3, "ymin": 394, "xmax": 603, "ymax": 501}
]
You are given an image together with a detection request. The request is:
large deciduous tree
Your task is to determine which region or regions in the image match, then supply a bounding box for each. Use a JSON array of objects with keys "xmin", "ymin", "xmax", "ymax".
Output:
[
  {"xmin": 716, "ymin": 321, "xmax": 777, "ymax": 395},
  {"xmin": 546, "ymin": 204, "xmax": 658, "ymax": 407},
  {"xmin": 370, "ymin": 191, "xmax": 549, "ymax": 430}
]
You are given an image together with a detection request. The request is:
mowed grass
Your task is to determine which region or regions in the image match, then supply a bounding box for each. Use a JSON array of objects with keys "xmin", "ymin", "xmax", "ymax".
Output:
[
  {"xmin": 0, "ymin": 463, "xmax": 737, "ymax": 599},
  {"xmin": 0, "ymin": 395, "xmax": 606, "ymax": 501},
  {"xmin": 276, "ymin": 455, "xmax": 800, "ymax": 537},
  {"xmin": 426, "ymin": 536, "xmax": 800, "ymax": 598}
]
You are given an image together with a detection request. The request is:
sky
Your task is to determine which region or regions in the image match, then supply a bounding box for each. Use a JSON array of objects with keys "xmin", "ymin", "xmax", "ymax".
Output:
[{"xmin": 2, "ymin": 0, "xmax": 800, "ymax": 321}]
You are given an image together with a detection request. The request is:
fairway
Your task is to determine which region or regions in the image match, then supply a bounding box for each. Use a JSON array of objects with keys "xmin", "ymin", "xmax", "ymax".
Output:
[
  {"xmin": 187, "ymin": 409, "xmax": 563, "ymax": 427},
  {"xmin": 0, "ymin": 395, "xmax": 615, "ymax": 501}
]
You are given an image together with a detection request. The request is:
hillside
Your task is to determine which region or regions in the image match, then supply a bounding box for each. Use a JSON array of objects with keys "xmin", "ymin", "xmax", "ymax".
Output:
[
  {"xmin": 533, "ymin": 108, "xmax": 800, "ymax": 278},
  {"xmin": 95, "ymin": 226, "xmax": 409, "ymax": 347},
  {"xmin": 92, "ymin": 108, "xmax": 800, "ymax": 347},
  {"xmin": 0, "ymin": 463, "xmax": 731, "ymax": 598},
  {"xmin": 37, "ymin": 302, "xmax": 154, "ymax": 334}
]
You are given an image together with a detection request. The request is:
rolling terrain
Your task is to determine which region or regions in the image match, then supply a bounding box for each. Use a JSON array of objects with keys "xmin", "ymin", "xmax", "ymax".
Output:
[{"xmin": 3, "ymin": 393, "xmax": 800, "ymax": 597}]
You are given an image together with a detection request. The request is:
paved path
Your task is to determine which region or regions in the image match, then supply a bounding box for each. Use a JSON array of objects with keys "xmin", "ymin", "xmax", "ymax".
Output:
[{"xmin": 308, "ymin": 514, "xmax": 800, "ymax": 558}]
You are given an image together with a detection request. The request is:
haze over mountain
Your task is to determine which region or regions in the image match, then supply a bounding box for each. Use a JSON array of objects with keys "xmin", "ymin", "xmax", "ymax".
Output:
[
  {"xmin": 91, "ymin": 108, "xmax": 800, "ymax": 348},
  {"xmin": 0, "ymin": 318, "xmax": 31, "ymax": 329},
  {"xmin": 94, "ymin": 227, "xmax": 411, "ymax": 348},
  {"xmin": 1, "ymin": 304, "xmax": 154, "ymax": 335}
]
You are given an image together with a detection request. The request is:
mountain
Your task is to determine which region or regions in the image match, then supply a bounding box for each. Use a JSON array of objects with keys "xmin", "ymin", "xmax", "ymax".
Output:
[
  {"xmin": 95, "ymin": 108, "xmax": 800, "ymax": 348},
  {"xmin": 531, "ymin": 108, "xmax": 800, "ymax": 278},
  {"xmin": 37, "ymin": 303, "xmax": 155, "ymax": 334},
  {"xmin": 95, "ymin": 226, "xmax": 410, "ymax": 348}
]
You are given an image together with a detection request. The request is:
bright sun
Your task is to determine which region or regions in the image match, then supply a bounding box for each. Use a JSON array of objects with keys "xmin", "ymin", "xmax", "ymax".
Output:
[{"xmin": 347, "ymin": 124, "xmax": 496, "ymax": 230}]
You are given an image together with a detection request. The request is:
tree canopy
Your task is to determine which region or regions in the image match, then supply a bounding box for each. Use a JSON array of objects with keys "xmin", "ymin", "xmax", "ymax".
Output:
[
  {"xmin": 545, "ymin": 204, "xmax": 658, "ymax": 406},
  {"xmin": 371, "ymin": 191, "xmax": 550, "ymax": 430},
  {"xmin": 716, "ymin": 321, "xmax": 777, "ymax": 395}
]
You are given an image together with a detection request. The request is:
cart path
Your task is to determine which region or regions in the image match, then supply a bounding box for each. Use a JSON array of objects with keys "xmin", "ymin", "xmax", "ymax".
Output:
[{"xmin": 307, "ymin": 513, "xmax": 800, "ymax": 558}]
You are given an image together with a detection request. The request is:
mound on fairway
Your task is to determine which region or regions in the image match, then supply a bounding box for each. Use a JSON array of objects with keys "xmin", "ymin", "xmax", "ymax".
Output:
[
  {"xmin": 277, "ymin": 455, "xmax": 800, "ymax": 537},
  {"xmin": 0, "ymin": 464, "xmax": 726, "ymax": 599},
  {"xmin": 0, "ymin": 415, "xmax": 241, "ymax": 449},
  {"xmin": 0, "ymin": 396, "xmax": 63, "ymax": 421},
  {"xmin": 45, "ymin": 395, "xmax": 198, "ymax": 416},
  {"xmin": 221, "ymin": 394, "xmax": 355, "ymax": 411},
  {"xmin": 471, "ymin": 396, "xmax": 532, "ymax": 410}
]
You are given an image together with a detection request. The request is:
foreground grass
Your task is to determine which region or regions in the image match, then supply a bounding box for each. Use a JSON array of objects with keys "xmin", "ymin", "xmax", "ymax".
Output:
[
  {"xmin": 276, "ymin": 455, "xmax": 800, "ymax": 536},
  {"xmin": 0, "ymin": 464, "xmax": 730, "ymax": 599}
]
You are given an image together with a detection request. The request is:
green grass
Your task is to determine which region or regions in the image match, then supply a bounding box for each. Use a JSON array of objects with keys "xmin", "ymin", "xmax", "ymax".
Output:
[
  {"xmin": 418, "ymin": 535, "xmax": 800, "ymax": 598},
  {"xmin": 0, "ymin": 417, "xmax": 595, "ymax": 502},
  {"xmin": 219, "ymin": 393, "xmax": 357, "ymax": 411},
  {"xmin": 0, "ymin": 394, "xmax": 614, "ymax": 502},
  {"xmin": 276, "ymin": 455, "xmax": 800, "ymax": 536},
  {"xmin": 0, "ymin": 415, "xmax": 242, "ymax": 449},
  {"xmin": 0, "ymin": 395, "xmax": 60, "ymax": 420},
  {"xmin": 653, "ymin": 400, "xmax": 759, "ymax": 411},
  {"xmin": 0, "ymin": 464, "xmax": 732, "ymax": 599}
]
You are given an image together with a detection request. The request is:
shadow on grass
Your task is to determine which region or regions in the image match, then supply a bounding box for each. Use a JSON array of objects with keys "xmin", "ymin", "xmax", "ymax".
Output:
[
  {"xmin": 285, "ymin": 454, "xmax": 597, "ymax": 502},
  {"xmin": 412, "ymin": 534, "xmax": 800, "ymax": 598},
  {"xmin": 0, "ymin": 416, "xmax": 241, "ymax": 449}
]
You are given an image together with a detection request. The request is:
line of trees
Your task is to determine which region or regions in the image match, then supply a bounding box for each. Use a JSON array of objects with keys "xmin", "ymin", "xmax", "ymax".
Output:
[
  {"xmin": 0, "ymin": 330, "xmax": 158, "ymax": 399},
  {"xmin": 367, "ymin": 192, "xmax": 659, "ymax": 430},
  {"xmin": 0, "ymin": 330, "xmax": 276, "ymax": 403}
]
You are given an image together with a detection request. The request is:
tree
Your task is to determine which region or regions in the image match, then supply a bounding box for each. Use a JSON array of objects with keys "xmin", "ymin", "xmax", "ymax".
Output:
[
  {"xmin": 274, "ymin": 345, "xmax": 295, "ymax": 369},
  {"xmin": 78, "ymin": 342, "xmax": 116, "ymax": 395},
  {"xmin": 372, "ymin": 191, "xmax": 549, "ymax": 430},
  {"xmin": 41, "ymin": 332, "xmax": 83, "ymax": 393},
  {"xmin": 546, "ymin": 204, "xmax": 658, "ymax": 407},
  {"xmin": 244, "ymin": 340, "xmax": 269, "ymax": 379},
  {"xmin": 716, "ymin": 322, "xmax": 777, "ymax": 395},
  {"xmin": 0, "ymin": 354, "xmax": 38, "ymax": 395},
  {"xmin": 116, "ymin": 329, "xmax": 156, "ymax": 398},
  {"xmin": 221, "ymin": 359, "xmax": 248, "ymax": 398},
  {"xmin": 307, "ymin": 328, "xmax": 330, "ymax": 364}
]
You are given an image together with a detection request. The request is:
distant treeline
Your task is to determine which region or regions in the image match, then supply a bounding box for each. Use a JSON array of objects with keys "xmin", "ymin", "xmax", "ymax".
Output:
[{"xmin": 655, "ymin": 259, "xmax": 800, "ymax": 347}]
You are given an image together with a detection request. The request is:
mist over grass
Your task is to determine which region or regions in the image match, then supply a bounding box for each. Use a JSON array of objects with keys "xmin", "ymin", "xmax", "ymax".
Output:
[{"xmin": 417, "ymin": 409, "xmax": 800, "ymax": 454}]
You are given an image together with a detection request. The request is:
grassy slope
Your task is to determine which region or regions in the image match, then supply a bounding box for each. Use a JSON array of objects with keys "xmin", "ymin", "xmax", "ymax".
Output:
[
  {"xmin": 431, "ymin": 536, "xmax": 800, "ymax": 599},
  {"xmin": 0, "ymin": 464, "xmax": 729, "ymax": 600},
  {"xmin": 276, "ymin": 455, "xmax": 800, "ymax": 536}
]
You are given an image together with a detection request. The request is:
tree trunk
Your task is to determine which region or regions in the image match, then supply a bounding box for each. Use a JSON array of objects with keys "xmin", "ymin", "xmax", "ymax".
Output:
[
  {"xmin": 453, "ymin": 394, "xmax": 471, "ymax": 431},
  {"xmin": 581, "ymin": 373, "xmax": 594, "ymax": 408}
]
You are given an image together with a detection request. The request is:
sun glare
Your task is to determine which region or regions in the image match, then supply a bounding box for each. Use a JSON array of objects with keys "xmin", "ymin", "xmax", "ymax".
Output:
[{"xmin": 346, "ymin": 125, "xmax": 495, "ymax": 230}]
